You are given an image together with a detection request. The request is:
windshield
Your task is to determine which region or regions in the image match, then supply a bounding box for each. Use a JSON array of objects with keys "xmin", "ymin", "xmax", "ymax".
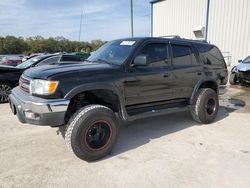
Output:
[
  {"xmin": 87, "ymin": 40, "xmax": 137, "ymax": 65},
  {"xmin": 243, "ymin": 56, "xmax": 250, "ymax": 64},
  {"xmin": 16, "ymin": 56, "xmax": 40, "ymax": 68}
]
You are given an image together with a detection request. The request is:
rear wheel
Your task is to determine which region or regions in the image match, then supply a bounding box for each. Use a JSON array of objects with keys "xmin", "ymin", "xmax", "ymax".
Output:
[
  {"xmin": 0, "ymin": 82, "xmax": 12, "ymax": 103},
  {"xmin": 65, "ymin": 105, "xmax": 120, "ymax": 161},
  {"xmin": 229, "ymin": 72, "xmax": 237, "ymax": 85},
  {"xmin": 191, "ymin": 88, "xmax": 219, "ymax": 124}
]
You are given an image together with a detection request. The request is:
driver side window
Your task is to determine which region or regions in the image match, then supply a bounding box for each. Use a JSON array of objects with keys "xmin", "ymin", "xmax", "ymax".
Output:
[{"xmin": 137, "ymin": 43, "xmax": 170, "ymax": 67}]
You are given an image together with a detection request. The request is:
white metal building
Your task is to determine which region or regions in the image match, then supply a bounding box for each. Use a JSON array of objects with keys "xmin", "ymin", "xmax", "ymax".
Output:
[{"xmin": 151, "ymin": 0, "xmax": 250, "ymax": 66}]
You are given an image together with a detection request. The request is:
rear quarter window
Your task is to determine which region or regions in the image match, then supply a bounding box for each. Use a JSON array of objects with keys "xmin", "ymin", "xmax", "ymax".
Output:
[{"xmin": 194, "ymin": 44, "xmax": 225, "ymax": 66}]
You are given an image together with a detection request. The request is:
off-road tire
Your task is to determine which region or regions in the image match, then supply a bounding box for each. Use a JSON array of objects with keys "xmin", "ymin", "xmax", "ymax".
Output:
[
  {"xmin": 191, "ymin": 88, "xmax": 219, "ymax": 124},
  {"xmin": 65, "ymin": 104, "xmax": 120, "ymax": 161},
  {"xmin": 229, "ymin": 72, "xmax": 237, "ymax": 85},
  {"xmin": 0, "ymin": 82, "xmax": 12, "ymax": 103}
]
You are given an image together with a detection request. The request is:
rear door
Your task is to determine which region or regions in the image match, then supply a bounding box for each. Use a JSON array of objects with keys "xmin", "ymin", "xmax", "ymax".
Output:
[
  {"xmin": 125, "ymin": 42, "xmax": 174, "ymax": 105},
  {"xmin": 170, "ymin": 42, "xmax": 203, "ymax": 99}
]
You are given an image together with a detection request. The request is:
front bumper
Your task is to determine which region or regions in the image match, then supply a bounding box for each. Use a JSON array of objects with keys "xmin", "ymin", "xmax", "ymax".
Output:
[
  {"xmin": 238, "ymin": 71, "xmax": 250, "ymax": 83},
  {"xmin": 9, "ymin": 87, "xmax": 70, "ymax": 126}
]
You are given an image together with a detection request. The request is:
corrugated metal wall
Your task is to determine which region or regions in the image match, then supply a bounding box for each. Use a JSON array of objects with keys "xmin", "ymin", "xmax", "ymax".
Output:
[{"xmin": 152, "ymin": 0, "xmax": 250, "ymax": 66}]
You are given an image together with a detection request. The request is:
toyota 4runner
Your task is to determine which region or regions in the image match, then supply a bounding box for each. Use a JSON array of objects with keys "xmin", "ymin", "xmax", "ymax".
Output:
[{"xmin": 9, "ymin": 37, "xmax": 228, "ymax": 161}]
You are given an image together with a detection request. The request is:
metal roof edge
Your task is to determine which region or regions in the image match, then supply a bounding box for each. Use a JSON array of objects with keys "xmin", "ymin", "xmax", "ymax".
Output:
[{"xmin": 150, "ymin": 0, "xmax": 165, "ymax": 4}]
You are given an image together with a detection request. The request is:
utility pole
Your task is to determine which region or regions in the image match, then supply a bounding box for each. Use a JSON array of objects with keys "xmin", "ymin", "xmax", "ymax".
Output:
[
  {"xmin": 79, "ymin": 10, "xmax": 83, "ymax": 41},
  {"xmin": 130, "ymin": 0, "xmax": 134, "ymax": 37},
  {"xmin": 205, "ymin": 0, "xmax": 210, "ymax": 41}
]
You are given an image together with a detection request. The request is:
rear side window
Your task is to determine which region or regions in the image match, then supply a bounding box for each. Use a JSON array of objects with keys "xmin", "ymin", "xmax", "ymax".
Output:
[
  {"xmin": 194, "ymin": 44, "xmax": 224, "ymax": 66},
  {"xmin": 171, "ymin": 44, "xmax": 196, "ymax": 68},
  {"xmin": 138, "ymin": 43, "xmax": 170, "ymax": 67}
]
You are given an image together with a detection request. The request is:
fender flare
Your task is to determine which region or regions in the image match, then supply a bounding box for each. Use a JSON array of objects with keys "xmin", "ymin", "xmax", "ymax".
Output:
[
  {"xmin": 64, "ymin": 83, "xmax": 128, "ymax": 120},
  {"xmin": 189, "ymin": 79, "xmax": 219, "ymax": 105}
]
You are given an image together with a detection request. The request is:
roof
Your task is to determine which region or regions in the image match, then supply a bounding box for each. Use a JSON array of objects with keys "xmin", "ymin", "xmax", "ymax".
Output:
[
  {"xmin": 150, "ymin": 0, "xmax": 165, "ymax": 4},
  {"xmin": 113, "ymin": 37, "xmax": 209, "ymax": 46}
]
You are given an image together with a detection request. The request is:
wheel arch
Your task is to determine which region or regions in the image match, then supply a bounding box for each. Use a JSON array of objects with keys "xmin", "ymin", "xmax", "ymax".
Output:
[
  {"xmin": 190, "ymin": 80, "xmax": 219, "ymax": 105},
  {"xmin": 64, "ymin": 83, "xmax": 126, "ymax": 121}
]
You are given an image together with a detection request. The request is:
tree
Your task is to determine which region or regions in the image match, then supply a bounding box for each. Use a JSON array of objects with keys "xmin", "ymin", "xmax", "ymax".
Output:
[{"xmin": 0, "ymin": 36, "xmax": 105, "ymax": 55}]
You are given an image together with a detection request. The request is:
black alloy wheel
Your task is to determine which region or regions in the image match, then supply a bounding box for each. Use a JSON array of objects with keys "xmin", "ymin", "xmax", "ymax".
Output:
[
  {"xmin": 85, "ymin": 120, "xmax": 112, "ymax": 151},
  {"xmin": 0, "ymin": 83, "xmax": 12, "ymax": 103}
]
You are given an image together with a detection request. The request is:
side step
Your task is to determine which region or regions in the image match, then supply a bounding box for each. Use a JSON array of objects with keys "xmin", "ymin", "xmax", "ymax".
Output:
[
  {"xmin": 126, "ymin": 106, "xmax": 190, "ymax": 121},
  {"xmin": 125, "ymin": 101, "xmax": 191, "ymax": 121}
]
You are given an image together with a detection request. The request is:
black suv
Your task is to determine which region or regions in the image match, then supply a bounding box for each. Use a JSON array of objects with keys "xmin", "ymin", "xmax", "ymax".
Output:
[{"xmin": 9, "ymin": 37, "xmax": 228, "ymax": 161}]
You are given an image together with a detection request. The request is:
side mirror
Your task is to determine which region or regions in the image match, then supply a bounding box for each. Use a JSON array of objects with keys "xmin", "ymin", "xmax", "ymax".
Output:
[
  {"xmin": 133, "ymin": 55, "xmax": 149, "ymax": 66},
  {"xmin": 238, "ymin": 59, "xmax": 242, "ymax": 63}
]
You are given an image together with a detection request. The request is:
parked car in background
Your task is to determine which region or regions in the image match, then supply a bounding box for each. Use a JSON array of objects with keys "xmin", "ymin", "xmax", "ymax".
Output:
[
  {"xmin": 229, "ymin": 55, "xmax": 250, "ymax": 85},
  {"xmin": 22, "ymin": 53, "xmax": 44, "ymax": 62},
  {"xmin": 0, "ymin": 54, "xmax": 84, "ymax": 103},
  {"xmin": 0, "ymin": 55, "xmax": 23, "ymax": 66}
]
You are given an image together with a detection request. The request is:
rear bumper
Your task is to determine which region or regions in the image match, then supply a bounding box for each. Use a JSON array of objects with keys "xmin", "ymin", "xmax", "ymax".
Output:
[{"xmin": 9, "ymin": 87, "xmax": 70, "ymax": 126}]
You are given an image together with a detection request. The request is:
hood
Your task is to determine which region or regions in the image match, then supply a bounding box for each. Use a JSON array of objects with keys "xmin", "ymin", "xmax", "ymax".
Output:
[
  {"xmin": 24, "ymin": 62, "xmax": 119, "ymax": 79},
  {"xmin": 236, "ymin": 63, "xmax": 250, "ymax": 72},
  {"xmin": 0, "ymin": 65, "xmax": 23, "ymax": 73}
]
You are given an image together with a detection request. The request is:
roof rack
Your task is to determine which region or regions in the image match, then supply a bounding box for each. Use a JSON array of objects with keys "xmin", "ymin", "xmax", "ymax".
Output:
[
  {"xmin": 159, "ymin": 35, "xmax": 208, "ymax": 43},
  {"xmin": 160, "ymin": 35, "xmax": 181, "ymax": 39}
]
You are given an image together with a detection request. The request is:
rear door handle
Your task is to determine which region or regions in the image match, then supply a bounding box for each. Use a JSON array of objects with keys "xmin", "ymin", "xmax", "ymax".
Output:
[
  {"xmin": 197, "ymin": 72, "xmax": 202, "ymax": 76},
  {"xmin": 163, "ymin": 74, "xmax": 169, "ymax": 78}
]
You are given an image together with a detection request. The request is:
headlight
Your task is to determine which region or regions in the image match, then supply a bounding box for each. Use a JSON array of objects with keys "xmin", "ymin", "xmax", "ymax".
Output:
[
  {"xmin": 30, "ymin": 79, "xmax": 59, "ymax": 95},
  {"xmin": 232, "ymin": 66, "xmax": 238, "ymax": 72}
]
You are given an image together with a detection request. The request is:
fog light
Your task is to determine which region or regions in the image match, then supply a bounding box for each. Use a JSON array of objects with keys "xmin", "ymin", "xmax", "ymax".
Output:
[{"xmin": 24, "ymin": 111, "xmax": 40, "ymax": 120}]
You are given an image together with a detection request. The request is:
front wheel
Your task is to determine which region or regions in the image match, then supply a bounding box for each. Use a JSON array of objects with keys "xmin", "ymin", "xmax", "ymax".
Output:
[
  {"xmin": 191, "ymin": 88, "xmax": 219, "ymax": 124},
  {"xmin": 229, "ymin": 72, "xmax": 237, "ymax": 85},
  {"xmin": 0, "ymin": 82, "xmax": 12, "ymax": 103},
  {"xmin": 65, "ymin": 105, "xmax": 120, "ymax": 161}
]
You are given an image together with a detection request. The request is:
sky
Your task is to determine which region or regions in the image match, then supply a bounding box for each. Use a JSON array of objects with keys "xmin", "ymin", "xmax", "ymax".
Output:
[{"xmin": 0, "ymin": 0, "xmax": 151, "ymax": 41}]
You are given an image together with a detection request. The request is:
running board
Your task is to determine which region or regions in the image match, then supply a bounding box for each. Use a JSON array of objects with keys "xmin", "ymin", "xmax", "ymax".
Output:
[{"xmin": 126, "ymin": 105, "xmax": 191, "ymax": 121}]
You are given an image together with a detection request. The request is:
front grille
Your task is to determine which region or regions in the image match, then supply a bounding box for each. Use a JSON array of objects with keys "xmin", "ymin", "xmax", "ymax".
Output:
[{"xmin": 19, "ymin": 75, "xmax": 31, "ymax": 93}]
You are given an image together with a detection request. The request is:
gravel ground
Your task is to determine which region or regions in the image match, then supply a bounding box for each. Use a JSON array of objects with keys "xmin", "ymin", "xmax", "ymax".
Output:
[{"xmin": 0, "ymin": 86, "xmax": 250, "ymax": 188}]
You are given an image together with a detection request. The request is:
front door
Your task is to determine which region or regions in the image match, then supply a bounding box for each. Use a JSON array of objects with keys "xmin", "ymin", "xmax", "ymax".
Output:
[{"xmin": 124, "ymin": 42, "xmax": 174, "ymax": 106}]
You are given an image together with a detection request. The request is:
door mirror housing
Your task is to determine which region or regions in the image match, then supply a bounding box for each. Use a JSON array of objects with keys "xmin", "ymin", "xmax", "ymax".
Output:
[
  {"xmin": 238, "ymin": 59, "xmax": 242, "ymax": 63},
  {"xmin": 133, "ymin": 55, "xmax": 149, "ymax": 66}
]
